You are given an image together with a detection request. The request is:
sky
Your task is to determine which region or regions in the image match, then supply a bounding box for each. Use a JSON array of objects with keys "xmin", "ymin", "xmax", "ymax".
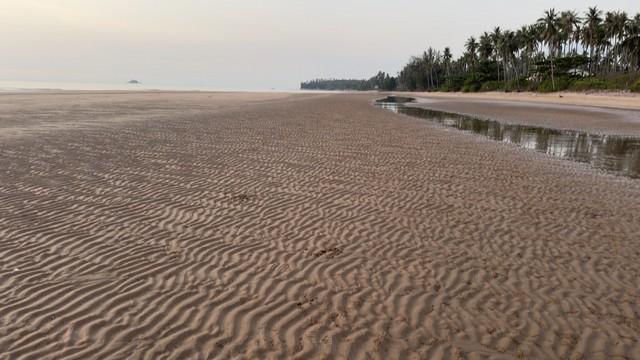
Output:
[{"xmin": 1, "ymin": 0, "xmax": 639, "ymax": 90}]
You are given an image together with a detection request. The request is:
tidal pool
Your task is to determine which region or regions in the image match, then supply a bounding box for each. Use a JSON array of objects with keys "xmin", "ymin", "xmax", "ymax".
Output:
[{"xmin": 376, "ymin": 96, "xmax": 640, "ymax": 179}]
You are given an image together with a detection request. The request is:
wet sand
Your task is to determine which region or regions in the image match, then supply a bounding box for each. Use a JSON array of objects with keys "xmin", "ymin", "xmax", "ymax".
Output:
[
  {"xmin": 401, "ymin": 92, "xmax": 640, "ymax": 136},
  {"xmin": 1, "ymin": 92, "xmax": 639, "ymax": 359},
  {"xmin": 407, "ymin": 91, "xmax": 640, "ymax": 110}
]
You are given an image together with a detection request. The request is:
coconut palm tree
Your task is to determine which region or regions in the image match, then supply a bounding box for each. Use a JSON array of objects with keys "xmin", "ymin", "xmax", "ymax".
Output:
[
  {"xmin": 603, "ymin": 11, "xmax": 624, "ymax": 71},
  {"xmin": 392, "ymin": 6, "xmax": 639, "ymax": 93},
  {"xmin": 603, "ymin": 12, "xmax": 614, "ymax": 65},
  {"xmin": 621, "ymin": 14, "xmax": 640, "ymax": 72},
  {"xmin": 500, "ymin": 30, "xmax": 517, "ymax": 86},
  {"xmin": 583, "ymin": 7, "xmax": 603, "ymax": 73},
  {"xmin": 613, "ymin": 11, "xmax": 628, "ymax": 70},
  {"xmin": 478, "ymin": 32, "xmax": 494, "ymax": 61},
  {"xmin": 491, "ymin": 27, "xmax": 503, "ymax": 81},
  {"xmin": 443, "ymin": 47, "xmax": 453, "ymax": 86},
  {"xmin": 518, "ymin": 25, "xmax": 540, "ymax": 78},
  {"xmin": 465, "ymin": 36, "xmax": 479, "ymax": 73},
  {"xmin": 538, "ymin": 8, "xmax": 561, "ymax": 90},
  {"xmin": 560, "ymin": 10, "xmax": 581, "ymax": 55}
]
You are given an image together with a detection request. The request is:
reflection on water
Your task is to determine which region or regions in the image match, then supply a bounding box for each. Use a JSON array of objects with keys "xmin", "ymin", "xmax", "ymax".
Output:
[{"xmin": 376, "ymin": 96, "xmax": 640, "ymax": 179}]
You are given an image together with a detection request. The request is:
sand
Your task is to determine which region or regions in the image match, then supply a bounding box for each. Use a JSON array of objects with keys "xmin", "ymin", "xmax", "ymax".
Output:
[
  {"xmin": 1, "ymin": 91, "xmax": 639, "ymax": 359},
  {"xmin": 397, "ymin": 91, "xmax": 640, "ymax": 136},
  {"xmin": 405, "ymin": 91, "xmax": 640, "ymax": 110}
]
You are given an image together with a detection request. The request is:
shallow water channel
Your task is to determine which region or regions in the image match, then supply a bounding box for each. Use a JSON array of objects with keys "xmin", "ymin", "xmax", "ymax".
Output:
[{"xmin": 376, "ymin": 96, "xmax": 640, "ymax": 179}]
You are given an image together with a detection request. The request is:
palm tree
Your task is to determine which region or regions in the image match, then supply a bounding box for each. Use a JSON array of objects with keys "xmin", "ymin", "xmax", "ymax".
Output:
[
  {"xmin": 465, "ymin": 36, "xmax": 479, "ymax": 73},
  {"xmin": 583, "ymin": 7, "xmax": 603, "ymax": 74},
  {"xmin": 538, "ymin": 9, "xmax": 561, "ymax": 90},
  {"xmin": 604, "ymin": 12, "xmax": 614, "ymax": 67},
  {"xmin": 443, "ymin": 47, "xmax": 453, "ymax": 86},
  {"xmin": 600, "ymin": 12, "xmax": 627, "ymax": 72},
  {"xmin": 518, "ymin": 25, "xmax": 540, "ymax": 78},
  {"xmin": 479, "ymin": 32, "xmax": 494, "ymax": 61},
  {"xmin": 491, "ymin": 27, "xmax": 503, "ymax": 82},
  {"xmin": 500, "ymin": 30, "xmax": 517, "ymax": 87},
  {"xmin": 420, "ymin": 47, "xmax": 442, "ymax": 90},
  {"xmin": 560, "ymin": 10, "xmax": 581, "ymax": 55},
  {"xmin": 394, "ymin": 6, "xmax": 639, "ymax": 93},
  {"xmin": 613, "ymin": 11, "xmax": 628, "ymax": 70},
  {"xmin": 621, "ymin": 14, "xmax": 640, "ymax": 72}
]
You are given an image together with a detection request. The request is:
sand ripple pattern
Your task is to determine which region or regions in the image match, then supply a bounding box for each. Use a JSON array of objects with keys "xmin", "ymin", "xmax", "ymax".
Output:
[{"xmin": 1, "ymin": 93, "xmax": 639, "ymax": 359}]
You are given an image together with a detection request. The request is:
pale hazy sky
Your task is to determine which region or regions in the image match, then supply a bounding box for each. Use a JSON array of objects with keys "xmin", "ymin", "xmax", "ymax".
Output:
[{"xmin": 1, "ymin": 0, "xmax": 638, "ymax": 90}]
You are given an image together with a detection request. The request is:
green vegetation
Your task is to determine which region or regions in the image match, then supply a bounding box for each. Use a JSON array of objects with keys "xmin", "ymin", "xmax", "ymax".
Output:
[
  {"xmin": 300, "ymin": 71, "xmax": 396, "ymax": 91},
  {"xmin": 302, "ymin": 7, "xmax": 640, "ymax": 93},
  {"xmin": 397, "ymin": 7, "xmax": 640, "ymax": 93}
]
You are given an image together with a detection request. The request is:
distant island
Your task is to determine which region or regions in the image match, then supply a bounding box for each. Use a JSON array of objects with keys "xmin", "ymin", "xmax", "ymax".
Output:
[
  {"xmin": 127, "ymin": 80, "xmax": 141, "ymax": 84},
  {"xmin": 302, "ymin": 6, "xmax": 640, "ymax": 93}
]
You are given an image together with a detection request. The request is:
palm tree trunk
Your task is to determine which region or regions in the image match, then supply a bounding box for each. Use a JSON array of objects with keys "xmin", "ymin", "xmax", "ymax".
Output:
[
  {"xmin": 503, "ymin": 59, "xmax": 508, "ymax": 90},
  {"xmin": 550, "ymin": 49, "xmax": 556, "ymax": 91},
  {"xmin": 588, "ymin": 38, "xmax": 594, "ymax": 75}
]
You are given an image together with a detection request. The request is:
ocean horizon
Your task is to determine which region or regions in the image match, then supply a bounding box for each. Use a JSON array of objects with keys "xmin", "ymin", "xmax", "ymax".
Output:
[{"xmin": 0, "ymin": 80, "xmax": 307, "ymax": 93}]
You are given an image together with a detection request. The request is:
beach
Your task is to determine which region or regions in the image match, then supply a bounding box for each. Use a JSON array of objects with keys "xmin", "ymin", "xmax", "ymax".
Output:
[
  {"xmin": 408, "ymin": 91, "xmax": 640, "ymax": 110},
  {"xmin": 401, "ymin": 91, "xmax": 640, "ymax": 135},
  {"xmin": 1, "ymin": 91, "xmax": 639, "ymax": 359}
]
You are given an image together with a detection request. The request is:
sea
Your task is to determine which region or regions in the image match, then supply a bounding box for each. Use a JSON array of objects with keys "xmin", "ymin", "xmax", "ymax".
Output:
[{"xmin": 0, "ymin": 80, "xmax": 305, "ymax": 93}]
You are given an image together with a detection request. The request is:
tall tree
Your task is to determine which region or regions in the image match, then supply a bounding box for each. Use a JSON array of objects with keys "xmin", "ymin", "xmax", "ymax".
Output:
[
  {"xmin": 538, "ymin": 8, "xmax": 561, "ymax": 90},
  {"xmin": 387, "ymin": 6, "xmax": 640, "ymax": 93},
  {"xmin": 491, "ymin": 27, "xmax": 503, "ymax": 82},
  {"xmin": 465, "ymin": 36, "xmax": 479, "ymax": 73},
  {"xmin": 583, "ymin": 7, "xmax": 603, "ymax": 73},
  {"xmin": 478, "ymin": 32, "xmax": 494, "ymax": 61},
  {"xmin": 621, "ymin": 14, "xmax": 640, "ymax": 72},
  {"xmin": 443, "ymin": 47, "xmax": 453, "ymax": 87},
  {"xmin": 560, "ymin": 10, "xmax": 581, "ymax": 55}
]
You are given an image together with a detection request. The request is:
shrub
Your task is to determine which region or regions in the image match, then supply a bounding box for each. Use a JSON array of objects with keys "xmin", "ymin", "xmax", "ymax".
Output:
[
  {"xmin": 438, "ymin": 83, "xmax": 455, "ymax": 92},
  {"xmin": 479, "ymin": 81, "xmax": 502, "ymax": 92},
  {"xmin": 598, "ymin": 72, "xmax": 640, "ymax": 90},
  {"xmin": 463, "ymin": 78, "xmax": 481, "ymax": 92},
  {"xmin": 631, "ymin": 79, "xmax": 640, "ymax": 93},
  {"xmin": 506, "ymin": 78, "xmax": 530, "ymax": 92},
  {"xmin": 569, "ymin": 78, "xmax": 608, "ymax": 91},
  {"xmin": 536, "ymin": 80, "xmax": 555, "ymax": 92},
  {"xmin": 536, "ymin": 77, "xmax": 571, "ymax": 92}
]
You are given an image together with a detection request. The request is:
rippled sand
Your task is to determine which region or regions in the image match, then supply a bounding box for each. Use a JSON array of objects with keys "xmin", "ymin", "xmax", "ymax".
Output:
[{"xmin": 1, "ymin": 92, "xmax": 639, "ymax": 359}]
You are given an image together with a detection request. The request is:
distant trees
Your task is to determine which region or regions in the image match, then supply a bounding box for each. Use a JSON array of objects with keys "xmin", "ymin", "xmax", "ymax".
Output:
[
  {"xmin": 302, "ymin": 7, "xmax": 640, "ymax": 93},
  {"xmin": 300, "ymin": 79, "xmax": 371, "ymax": 91},
  {"xmin": 395, "ymin": 6, "xmax": 640, "ymax": 92},
  {"xmin": 371, "ymin": 71, "xmax": 397, "ymax": 91},
  {"xmin": 300, "ymin": 71, "xmax": 396, "ymax": 91},
  {"xmin": 538, "ymin": 9, "xmax": 561, "ymax": 90}
]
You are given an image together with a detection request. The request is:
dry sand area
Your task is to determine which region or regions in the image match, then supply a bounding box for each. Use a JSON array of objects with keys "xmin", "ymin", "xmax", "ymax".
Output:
[
  {"xmin": 1, "ymin": 91, "xmax": 639, "ymax": 359},
  {"xmin": 402, "ymin": 91, "xmax": 640, "ymax": 136},
  {"xmin": 406, "ymin": 91, "xmax": 640, "ymax": 111}
]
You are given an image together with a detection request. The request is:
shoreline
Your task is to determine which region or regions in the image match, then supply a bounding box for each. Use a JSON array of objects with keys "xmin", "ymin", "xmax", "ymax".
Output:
[
  {"xmin": 4, "ymin": 89, "xmax": 638, "ymax": 136},
  {"xmin": 392, "ymin": 91, "xmax": 640, "ymax": 136},
  {"xmin": 396, "ymin": 90, "xmax": 640, "ymax": 110}
]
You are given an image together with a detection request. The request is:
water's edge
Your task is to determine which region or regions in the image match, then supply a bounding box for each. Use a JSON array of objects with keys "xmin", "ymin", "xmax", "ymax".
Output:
[{"xmin": 375, "ymin": 96, "xmax": 640, "ymax": 179}]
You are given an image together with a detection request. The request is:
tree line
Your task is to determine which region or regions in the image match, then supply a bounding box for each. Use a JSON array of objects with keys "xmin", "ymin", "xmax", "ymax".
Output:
[
  {"xmin": 300, "ymin": 71, "xmax": 396, "ymax": 91},
  {"xmin": 302, "ymin": 7, "xmax": 640, "ymax": 92}
]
